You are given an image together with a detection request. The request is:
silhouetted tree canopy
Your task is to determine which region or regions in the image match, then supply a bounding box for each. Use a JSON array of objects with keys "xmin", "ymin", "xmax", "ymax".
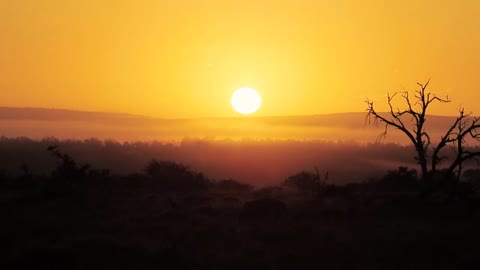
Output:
[{"xmin": 366, "ymin": 80, "xmax": 480, "ymax": 193}]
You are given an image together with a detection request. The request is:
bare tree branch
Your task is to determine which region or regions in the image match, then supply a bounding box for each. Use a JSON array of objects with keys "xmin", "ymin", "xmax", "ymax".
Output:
[
  {"xmin": 366, "ymin": 79, "xmax": 480, "ymax": 188},
  {"xmin": 431, "ymin": 109, "xmax": 465, "ymax": 171}
]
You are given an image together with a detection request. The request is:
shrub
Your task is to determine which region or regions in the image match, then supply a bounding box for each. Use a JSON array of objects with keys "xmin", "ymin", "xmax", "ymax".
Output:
[
  {"xmin": 374, "ymin": 166, "xmax": 418, "ymax": 192},
  {"xmin": 214, "ymin": 179, "xmax": 253, "ymax": 192},
  {"xmin": 47, "ymin": 145, "xmax": 90, "ymax": 181},
  {"xmin": 283, "ymin": 171, "xmax": 319, "ymax": 194},
  {"xmin": 145, "ymin": 160, "xmax": 210, "ymax": 191}
]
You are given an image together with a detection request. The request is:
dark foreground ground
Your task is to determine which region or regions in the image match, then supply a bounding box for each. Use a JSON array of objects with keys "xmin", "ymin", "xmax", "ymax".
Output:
[{"xmin": 2, "ymin": 176, "xmax": 480, "ymax": 270}]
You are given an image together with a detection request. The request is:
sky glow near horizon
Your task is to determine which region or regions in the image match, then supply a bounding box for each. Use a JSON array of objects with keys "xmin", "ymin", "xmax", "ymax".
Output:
[{"xmin": 0, "ymin": 0, "xmax": 479, "ymax": 118}]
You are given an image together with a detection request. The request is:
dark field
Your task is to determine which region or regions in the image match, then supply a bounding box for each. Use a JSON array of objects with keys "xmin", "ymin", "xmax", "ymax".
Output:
[
  {"xmin": 3, "ymin": 178, "xmax": 480, "ymax": 269},
  {"xmin": 2, "ymin": 139, "xmax": 480, "ymax": 269}
]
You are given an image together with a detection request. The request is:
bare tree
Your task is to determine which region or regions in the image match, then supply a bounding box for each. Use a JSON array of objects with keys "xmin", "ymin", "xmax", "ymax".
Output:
[{"xmin": 366, "ymin": 79, "xmax": 480, "ymax": 188}]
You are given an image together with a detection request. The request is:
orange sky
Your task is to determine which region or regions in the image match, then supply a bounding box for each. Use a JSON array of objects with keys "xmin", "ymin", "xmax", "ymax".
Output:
[{"xmin": 1, "ymin": 0, "xmax": 479, "ymax": 118}]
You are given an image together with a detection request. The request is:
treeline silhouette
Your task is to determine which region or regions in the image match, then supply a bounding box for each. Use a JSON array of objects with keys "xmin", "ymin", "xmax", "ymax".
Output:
[
  {"xmin": 1, "ymin": 136, "xmax": 478, "ymax": 186},
  {"xmin": 0, "ymin": 136, "xmax": 446, "ymax": 185}
]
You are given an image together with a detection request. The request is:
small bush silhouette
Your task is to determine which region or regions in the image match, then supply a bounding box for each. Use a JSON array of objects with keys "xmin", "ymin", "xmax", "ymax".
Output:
[
  {"xmin": 214, "ymin": 178, "xmax": 253, "ymax": 192},
  {"xmin": 252, "ymin": 186, "xmax": 283, "ymax": 199},
  {"xmin": 375, "ymin": 166, "xmax": 418, "ymax": 192},
  {"xmin": 47, "ymin": 145, "xmax": 90, "ymax": 181},
  {"xmin": 283, "ymin": 169, "xmax": 327, "ymax": 196},
  {"xmin": 145, "ymin": 159, "xmax": 210, "ymax": 191},
  {"xmin": 44, "ymin": 145, "xmax": 109, "ymax": 198}
]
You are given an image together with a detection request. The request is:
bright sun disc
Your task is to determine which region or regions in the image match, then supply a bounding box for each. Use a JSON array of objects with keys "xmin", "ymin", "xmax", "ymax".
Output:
[{"xmin": 231, "ymin": 87, "xmax": 262, "ymax": 115}]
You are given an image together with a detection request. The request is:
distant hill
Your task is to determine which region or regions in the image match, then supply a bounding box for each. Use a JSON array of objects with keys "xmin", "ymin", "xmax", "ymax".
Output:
[
  {"xmin": 0, "ymin": 107, "xmax": 146, "ymax": 122},
  {"xmin": 0, "ymin": 107, "xmax": 465, "ymax": 142},
  {"xmin": 0, "ymin": 107, "xmax": 458, "ymax": 127}
]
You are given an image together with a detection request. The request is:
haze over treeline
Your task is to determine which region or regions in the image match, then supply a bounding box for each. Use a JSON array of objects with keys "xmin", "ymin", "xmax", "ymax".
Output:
[
  {"xmin": 1, "ymin": 136, "xmax": 477, "ymax": 186},
  {"xmin": 2, "ymin": 108, "xmax": 479, "ymax": 185}
]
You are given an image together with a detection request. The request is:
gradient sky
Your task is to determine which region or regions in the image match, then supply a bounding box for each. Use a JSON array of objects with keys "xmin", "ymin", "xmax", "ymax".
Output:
[{"xmin": 1, "ymin": 0, "xmax": 479, "ymax": 118}]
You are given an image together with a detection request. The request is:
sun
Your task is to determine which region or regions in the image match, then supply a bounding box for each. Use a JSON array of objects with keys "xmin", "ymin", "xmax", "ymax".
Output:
[{"xmin": 231, "ymin": 87, "xmax": 262, "ymax": 115}]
